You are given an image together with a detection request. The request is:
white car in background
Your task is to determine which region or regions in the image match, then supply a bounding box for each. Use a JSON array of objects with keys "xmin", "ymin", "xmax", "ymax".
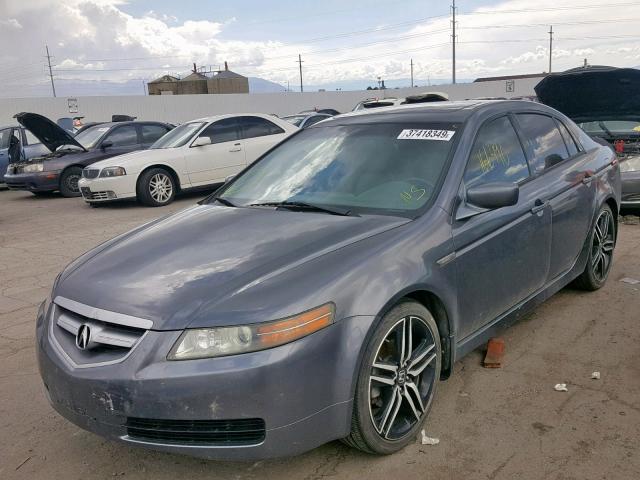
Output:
[{"xmin": 78, "ymin": 114, "xmax": 298, "ymax": 207}]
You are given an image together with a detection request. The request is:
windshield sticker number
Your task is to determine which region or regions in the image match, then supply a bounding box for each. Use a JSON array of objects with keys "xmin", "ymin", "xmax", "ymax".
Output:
[{"xmin": 397, "ymin": 129, "xmax": 455, "ymax": 141}]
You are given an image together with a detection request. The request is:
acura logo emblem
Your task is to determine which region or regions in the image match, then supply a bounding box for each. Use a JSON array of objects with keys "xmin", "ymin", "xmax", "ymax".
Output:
[{"xmin": 76, "ymin": 324, "xmax": 91, "ymax": 350}]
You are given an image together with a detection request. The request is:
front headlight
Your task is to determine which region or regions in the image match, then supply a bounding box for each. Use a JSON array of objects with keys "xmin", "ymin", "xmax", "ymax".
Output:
[
  {"xmin": 168, "ymin": 303, "xmax": 334, "ymax": 360},
  {"xmin": 100, "ymin": 166, "xmax": 126, "ymax": 177},
  {"xmin": 23, "ymin": 162, "xmax": 44, "ymax": 173}
]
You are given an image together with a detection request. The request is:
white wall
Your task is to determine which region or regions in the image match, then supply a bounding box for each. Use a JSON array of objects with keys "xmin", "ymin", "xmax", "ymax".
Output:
[{"xmin": 0, "ymin": 77, "xmax": 542, "ymax": 125}]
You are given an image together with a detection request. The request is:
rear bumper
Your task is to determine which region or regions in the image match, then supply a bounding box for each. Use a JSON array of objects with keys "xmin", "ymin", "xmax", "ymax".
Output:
[
  {"xmin": 5, "ymin": 171, "xmax": 60, "ymax": 192},
  {"xmin": 36, "ymin": 301, "xmax": 374, "ymax": 460},
  {"xmin": 621, "ymin": 170, "xmax": 640, "ymax": 205}
]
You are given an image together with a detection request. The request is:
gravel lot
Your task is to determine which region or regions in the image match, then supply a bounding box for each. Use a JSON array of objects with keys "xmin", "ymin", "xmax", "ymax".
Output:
[{"xmin": 1, "ymin": 188, "xmax": 639, "ymax": 480}]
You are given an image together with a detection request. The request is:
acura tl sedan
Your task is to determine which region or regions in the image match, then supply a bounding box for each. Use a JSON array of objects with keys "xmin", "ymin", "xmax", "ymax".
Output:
[{"xmin": 36, "ymin": 100, "xmax": 620, "ymax": 460}]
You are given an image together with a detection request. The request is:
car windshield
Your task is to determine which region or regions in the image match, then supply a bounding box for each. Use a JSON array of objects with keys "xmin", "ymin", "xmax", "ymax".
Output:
[
  {"xmin": 74, "ymin": 125, "xmax": 109, "ymax": 149},
  {"xmin": 578, "ymin": 120, "xmax": 640, "ymax": 137},
  {"xmin": 216, "ymin": 123, "xmax": 460, "ymax": 216},
  {"xmin": 150, "ymin": 122, "xmax": 205, "ymax": 149},
  {"xmin": 282, "ymin": 115, "xmax": 306, "ymax": 127}
]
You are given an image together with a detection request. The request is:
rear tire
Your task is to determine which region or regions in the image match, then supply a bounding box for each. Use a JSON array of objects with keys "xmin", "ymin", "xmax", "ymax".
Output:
[
  {"xmin": 59, "ymin": 166, "xmax": 83, "ymax": 197},
  {"xmin": 137, "ymin": 168, "xmax": 176, "ymax": 207},
  {"xmin": 574, "ymin": 204, "xmax": 616, "ymax": 291},
  {"xmin": 344, "ymin": 300, "xmax": 441, "ymax": 455}
]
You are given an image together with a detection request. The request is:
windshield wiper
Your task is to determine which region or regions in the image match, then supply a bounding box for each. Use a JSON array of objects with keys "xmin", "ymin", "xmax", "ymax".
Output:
[
  {"xmin": 210, "ymin": 197, "xmax": 238, "ymax": 207},
  {"xmin": 249, "ymin": 201, "xmax": 358, "ymax": 217}
]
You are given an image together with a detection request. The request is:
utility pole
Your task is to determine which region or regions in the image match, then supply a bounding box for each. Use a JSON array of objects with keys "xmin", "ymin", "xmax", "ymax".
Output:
[
  {"xmin": 451, "ymin": 0, "xmax": 457, "ymax": 84},
  {"xmin": 548, "ymin": 25, "xmax": 553, "ymax": 73},
  {"xmin": 45, "ymin": 45, "xmax": 56, "ymax": 97},
  {"xmin": 410, "ymin": 58, "xmax": 414, "ymax": 88},
  {"xmin": 297, "ymin": 54, "xmax": 304, "ymax": 93}
]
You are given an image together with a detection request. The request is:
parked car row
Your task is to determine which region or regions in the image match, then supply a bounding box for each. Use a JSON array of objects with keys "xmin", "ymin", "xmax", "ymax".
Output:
[{"xmin": 2, "ymin": 112, "xmax": 298, "ymax": 206}]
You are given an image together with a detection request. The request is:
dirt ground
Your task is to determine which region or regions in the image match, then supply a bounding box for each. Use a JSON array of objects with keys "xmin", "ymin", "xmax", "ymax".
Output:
[{"xmin": 0, "ymin": 188, "xmax": 639, "ymax": 480}]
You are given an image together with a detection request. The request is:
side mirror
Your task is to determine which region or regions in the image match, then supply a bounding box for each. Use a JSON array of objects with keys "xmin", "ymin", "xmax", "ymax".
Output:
[
  {"xmin": 101, "ymin": 140, "xmax": 113, "ymax": 150},
  {"xmin": 191, "ymin": 136, "xmax": 212, "ymax": 147},
  {"xmin": 466, "ymin": 182, "xmax": 519, "ymax": 210}
]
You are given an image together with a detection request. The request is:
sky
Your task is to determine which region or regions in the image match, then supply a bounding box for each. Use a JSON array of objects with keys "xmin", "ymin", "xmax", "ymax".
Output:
[{"xmin": 1, "ymin": 0, "xmax": 640, "ymax": 97}]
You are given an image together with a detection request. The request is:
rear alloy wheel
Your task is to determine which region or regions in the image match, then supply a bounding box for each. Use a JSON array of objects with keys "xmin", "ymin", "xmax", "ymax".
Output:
[
  {"xmin": 574, "ymin": 204, "xmax": 616, "ymax": 290},
  {"xmin": 344, "ymin": 301, "xmax": 441, "ymax": 454},
  {"xmin": 137, "ymin": 168, "xmax": 176, "ymax": 207},
  {"xmin": 59, "ymin": 166, "xmax": 83, "ymax": 197}
]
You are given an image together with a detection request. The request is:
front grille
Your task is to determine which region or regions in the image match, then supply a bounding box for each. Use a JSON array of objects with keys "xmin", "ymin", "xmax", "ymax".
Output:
[
  {"xmin": 80, "ymin": 188, "xmax": 116, "ymax": 201},
  {"xmin": 51, "ymin": 299, "xmax": 147, "ymax": 367},
  {"xmin": 82, "ymin": 168, "xmax": 100, "ymax": 179},
  {"xmin": 126, "ymin": 417, "xmax": 266, "ymax": 446}
]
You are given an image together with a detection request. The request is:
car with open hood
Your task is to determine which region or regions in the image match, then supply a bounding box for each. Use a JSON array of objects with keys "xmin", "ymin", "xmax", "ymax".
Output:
[
  {"xmin": 78, "ymin": 113, "xmax": 298, "ymax": 207},
  {"xmin": 37, "ymin": 100, "xmax": 619, "ymax": 460},
  {"xmin": 536, "ymin": 66, "xmax": 640, "ymax": 207},
  {"xmin": 4, "ymin": 113, "xmax": 173, "ymax": 197}
]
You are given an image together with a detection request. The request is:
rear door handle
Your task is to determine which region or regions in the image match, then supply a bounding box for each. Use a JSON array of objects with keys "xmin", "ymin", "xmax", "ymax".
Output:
[
  {"xmin": 531, "ymin": 199, "xmax": 548, "ymax": 214},
  {"xmin": 229, "ymin": 143, "xmax": 242, "ymax": 152}
]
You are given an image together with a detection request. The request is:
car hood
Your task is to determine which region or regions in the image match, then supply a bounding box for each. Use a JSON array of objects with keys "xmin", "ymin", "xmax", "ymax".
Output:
[
  {"xmin": 89, "ymin": 148, "xmax": 174, "ymax": 170},
  {"xmin": 535, "ymin": 66, "xmax": 640, "ymax": 122},
  {"xmin": 14, "ymin": 112, "xmax": 86, "ymax": 153},
  {"xmin": 56, "ymin": 205, "xmax": 409, "ymax": 330}
]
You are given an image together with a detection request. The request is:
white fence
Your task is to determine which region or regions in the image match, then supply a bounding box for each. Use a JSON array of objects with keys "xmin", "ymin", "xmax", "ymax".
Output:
[{"xmin": 0, "ymin": 77, "xmax": 542, "ymax": 125}]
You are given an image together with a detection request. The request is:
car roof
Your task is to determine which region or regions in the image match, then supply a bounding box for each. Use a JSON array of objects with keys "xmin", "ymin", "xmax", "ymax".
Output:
[
  {"xmin": 188, "ymin": 113, "xmax": 276, "ymax": 123},
  {"xmin": 83, "ymin": 120, "xmax": 170, "ymax": 129},
  {"xmin": 323, "ymin": 100, "xmax": 554, "ymax": 125}
]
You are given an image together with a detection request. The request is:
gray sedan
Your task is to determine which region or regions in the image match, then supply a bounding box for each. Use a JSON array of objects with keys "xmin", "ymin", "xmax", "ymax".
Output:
[{"xmin": 36, "ymin": 100, "xmax": 620, "ymax": 460}]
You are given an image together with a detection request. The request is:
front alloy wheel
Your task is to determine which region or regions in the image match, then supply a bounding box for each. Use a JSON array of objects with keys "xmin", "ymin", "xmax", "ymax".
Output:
[
  {"xmin": 344, "ymin": 301, "xmax": 441, "ymax": 454},
  {"xmin": 137, "ymin": 167, "xmax": 176, "ymax": 207}
]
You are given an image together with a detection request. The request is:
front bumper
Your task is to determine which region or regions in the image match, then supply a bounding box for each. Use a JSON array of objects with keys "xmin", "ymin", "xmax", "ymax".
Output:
[
  {"xmin": 5, "ymin": 171, "xmax": 60, "ymax": 192},
  {"xmin": 78, "ymin": 176, "xmax": 137, "ymax": 203},
  {"xmin": 36, "ymin": 301, "xmax": 374, "ymax": 460},
  {"xmin": 621, "ymin": 170, "xmax": 640, "ymax": 206}
]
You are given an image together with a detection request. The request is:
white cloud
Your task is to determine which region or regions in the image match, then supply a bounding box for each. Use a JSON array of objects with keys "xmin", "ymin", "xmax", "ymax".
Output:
[{"xmin": 1, "ymin": 0, "xmax": 640, "ymax": 96}]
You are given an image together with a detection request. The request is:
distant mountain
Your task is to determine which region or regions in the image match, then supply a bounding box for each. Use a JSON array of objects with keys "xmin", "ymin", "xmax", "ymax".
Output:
[{"xmin": 248, "ymin": 77, "xmax": 286, "ymax": 93}]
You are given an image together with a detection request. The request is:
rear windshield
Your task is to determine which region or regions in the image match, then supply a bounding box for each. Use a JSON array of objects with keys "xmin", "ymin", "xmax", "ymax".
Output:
[{"xmin": 217, "ymin": 123, "xmax": 460, "ymax": 217}]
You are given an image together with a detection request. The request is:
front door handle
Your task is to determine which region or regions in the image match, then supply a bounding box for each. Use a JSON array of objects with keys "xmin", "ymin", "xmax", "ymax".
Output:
[
  {"xmin": 229, "ymin": 143, "xmax": 242, "ymax": 152},
  {"xmin": 531, "ymin": 199, "xmax": 548, "ymax": 214}
]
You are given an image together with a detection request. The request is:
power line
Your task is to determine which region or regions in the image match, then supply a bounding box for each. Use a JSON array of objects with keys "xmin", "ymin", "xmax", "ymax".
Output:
[{"xmin": 548, "ymin": 25, "xmax": 553, "ymax": 73}]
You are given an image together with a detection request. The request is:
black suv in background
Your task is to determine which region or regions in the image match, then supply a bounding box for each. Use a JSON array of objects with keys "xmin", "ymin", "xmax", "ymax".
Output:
[{"xmin": 5, "ymin": 113, "xmax": 173, "ymax": 197}]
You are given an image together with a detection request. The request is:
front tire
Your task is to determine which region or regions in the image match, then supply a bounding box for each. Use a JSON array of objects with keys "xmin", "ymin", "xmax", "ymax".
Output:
[
  {"xmin": 59, "ymin": 166, "xmax": 83, "ymax": 197},
  {"xmin": 344, "ymin": 301, "xmax": 441, "ymax": 455},
  {"xmin": 574, "ymin": 204, "xmax": 616, "ymax": 291},
  {"xmin": 137, "ymin": 168, "xmax": 176, "ymax": 207}
]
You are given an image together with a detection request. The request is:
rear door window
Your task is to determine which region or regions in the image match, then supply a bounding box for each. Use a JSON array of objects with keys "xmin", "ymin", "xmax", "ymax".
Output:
[
  {"xmin": 198, "ymin": 118, "xmax": 241, "ymax": 144},
  {"xmin": 464, "ymin": 116, "xmax": 530, "ymax": 187},
  {"xmin": 516, "ymin": 114, "xmax": 570, "ymax": 173},
  {"xmin": 104, "ymin": 125, "xmax": 138, "ymax": 147},
  {"xmin": 239, "ymin": 116, "xmax": 285, "ymax": 139},
  {"xmin": 555, "ymin": 119, "xmax": 579, "ymax": 156},
  {"xmin": 0, "ymin": 129, "xmax": 10, "ymax": 149},
  {"xmin": 141, "ymin": 124, "xmax": 170, "ymax": 144}
]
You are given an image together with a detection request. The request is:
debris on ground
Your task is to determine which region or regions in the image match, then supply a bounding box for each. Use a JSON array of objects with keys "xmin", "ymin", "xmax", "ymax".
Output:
[
  {"xmin": 620, "ymin": 277, "xmax": 640, "ymax": 285},
  {"xmin": 421, "ymin": 430, "xmax": 440, "ymax": 445},
  {"xmin": 15, "ymin": 456, "xmax": 33, "ymax": 471},
  {"xmin": 483, "ymin": 337, "xmax": 505, "ymax": 368},
  {"xmin": 620, "ymin": 215, "xmax": 639, "ymax": 225},
  {"xmin": 591, "ymin": 371, "xmax": 601, "ymax": 380},
  {"xmin": 554, "ymin": 383, "xmax": 568, "ymax": 392}
]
